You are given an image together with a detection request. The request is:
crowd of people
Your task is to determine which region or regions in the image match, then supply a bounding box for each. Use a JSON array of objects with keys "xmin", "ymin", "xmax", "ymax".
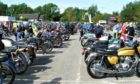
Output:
[{"xmin": 79, "ymin": 22, "xmax": 136, "ymax": 43}]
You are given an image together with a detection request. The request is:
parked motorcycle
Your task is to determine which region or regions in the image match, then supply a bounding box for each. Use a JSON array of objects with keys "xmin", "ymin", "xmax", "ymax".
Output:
[
  {"xmin": 87, "ymin": 40, "xmax": 140, "ymax": 79},
  {"xmin": 0, "ymin": 52, "xmax": 16, "ymax": 84},
  {"xmin": 80, "ymin": 33, "xmax": 96, "ymax": 47}
]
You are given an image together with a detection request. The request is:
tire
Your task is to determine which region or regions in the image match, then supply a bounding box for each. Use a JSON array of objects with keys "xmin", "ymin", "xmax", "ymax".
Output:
[
  {"xmin": 87, "ymin": 58, "xmax": 106, "ymax": 79},
  {"xmin": 16, "ymin": 53, "xmax": 28, "ymax": 74},
  {"xmin": 84, "ymin": 52, "xmax": 89, "ymax": 64},
  {"xmin": 83, "ymin": 40, "xmax": 94, "ymax": 48},
  {"xmin": 54, "ymin": 37, "xmax": 63, "ymax": 48},
  {"xmin": 42, "ymin": 41, "xmax": 53, "ymax": 53},
  {"xmin": 64, "ymin": 34, "xmax": 70, "ymax": 41},
  {"xmin": 136, "ymin": 61, "xmax": 140, "ymax": 77},
  {"xmin": 2, "ymin": 63, "xmax": 16, "ymax": 84},
  {"xmin": 81, "ymin": 38, "xmax": 87, "ymax": 47}
]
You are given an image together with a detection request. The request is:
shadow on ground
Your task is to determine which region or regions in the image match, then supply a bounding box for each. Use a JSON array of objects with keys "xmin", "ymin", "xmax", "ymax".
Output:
[
  {"xmin": 41, "ymin": 77, "xmax": 62, "ymax": 84},
  {"xmin": 14, "ymin": 55, "xmax": 54, "ymax": 84},
  {"xmin": 99, "ymin": 71, "xmax": 136, "ymax": 79}
]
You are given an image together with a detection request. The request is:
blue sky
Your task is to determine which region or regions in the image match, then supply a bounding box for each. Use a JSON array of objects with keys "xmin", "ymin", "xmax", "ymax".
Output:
[{"xmin": 1, "ymin": 0, "xmax": 137, "ymax": 13}]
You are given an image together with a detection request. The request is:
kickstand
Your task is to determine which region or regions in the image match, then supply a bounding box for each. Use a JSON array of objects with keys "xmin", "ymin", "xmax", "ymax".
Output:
[{"xmin": 115, "ymin": 73, "xmax": 119, "ymax": 80}]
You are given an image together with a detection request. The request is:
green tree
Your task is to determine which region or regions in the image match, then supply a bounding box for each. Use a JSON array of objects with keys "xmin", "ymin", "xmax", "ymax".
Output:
[
  {"xmin": 8, "ymin": 3, "xmax": 33, "ymax": 18},
  {"xmin": 88, "ymin": 4, "xmax": 98, "ymax": 18},
  {"xmin": 92, "ymin": 12, "xmax": 111, "ymax": 23},
  {"xmin": 61, "ymin": 7, "xmax": 86, "ymax": 22},
  {"xmin": 0, "ymin": 1, "xmax": 8, "ymax": 15},
  {"xmin": 120, "ymin": 1, "xmax": 140, "ymax": 24},
  {"xmin": 120, "ymin": 2, "xmax": 135, "ymax": 22},
  {"xmin": 42, "ymin": 3, "xmax": 60, "ymax": 21},
  {"xmin": 34, "ymin": 6, "xmax": 43, "ymax": 14}
]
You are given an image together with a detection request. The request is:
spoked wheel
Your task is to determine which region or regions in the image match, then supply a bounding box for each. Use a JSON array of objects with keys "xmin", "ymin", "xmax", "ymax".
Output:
[
  {"xmin": 81, "ymin": 38, "xmax": 88, "ymax": 47},
  {"xmin": 42, "ymin": 41, "xmax": 53, "ymax": 53},
  {"xmin": 64, "ymin": 34, "xmax": 70, "ymax": 41},
  {"xmin": 15, "ymin": 53, "xmax": 28, "ymax": 74},
  {"xmin": 87, "ymin": 59, "xmax": 106, "ymax": 78},
  {"xmin": 84, "ymin": 52, "xmax": 89, "ymax": 64},
  {"xmin": 83, "ymin": 40, "xmax": 94, "ymax": 48},
  {"xmin": 2, "ymin": 63, "xmax": 16, "ymax": 84},
  {"xmin": 54, "ymin": 37, "xmax": 63, "ymax": 48}
]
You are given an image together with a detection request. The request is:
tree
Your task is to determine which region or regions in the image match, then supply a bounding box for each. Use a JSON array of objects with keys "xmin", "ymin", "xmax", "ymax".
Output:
[
  {"xmin": 120, "ymin": 1, "xmax": 140, "ymax": 24},
  {"xmin": 34, "ymin": 6, "xmax": 43, "ymax": 14},
  {"xmin": 88, "ymin": 4, "xmax": 98, "ymax": 18},
  {"xmin": 61, "ymin": 7, "xmax": 86, "ymax": 22},
  {"xmin": 120, "ymin": 2, "xmax": 136, "ymax": 22},
  {"xmin": 0, "ymin": 1, "xmax": 8, "ymax": 15},
  {"xmin": 42, "ymin": 3, "xmax": 60, "ymax": 21},
  {"xmin": 8, "ymin": 3, "xmax": 33, "ymax": 18},
  {"xmin": 92, "ymin": 12, "xmax": 111, "ymax": 23}
]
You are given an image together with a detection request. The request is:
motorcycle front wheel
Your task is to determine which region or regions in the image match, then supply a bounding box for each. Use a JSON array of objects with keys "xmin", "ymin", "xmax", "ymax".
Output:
[
  {"xmin": 2, "ymin": 63, "xmax": 16, "ymax": 84},
  {"xmin": 87, "ymin": 58, "xmax": 106, "ymax": 79},
  {"xmin": 16, "ymin": 53, "xmax": 28, "ymax": 74}
]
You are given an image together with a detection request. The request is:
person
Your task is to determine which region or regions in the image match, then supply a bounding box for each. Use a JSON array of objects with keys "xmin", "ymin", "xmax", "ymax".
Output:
[
  {"xmin": 16, "ymin": 25, "xmax": 22, "ymax": 41},
  {"xmin": 27, "ymin": 25, "xmax": 33, "ymax": 37},
  {"xmin": 121, "ymin": 23, "xmax": 128, "ymax": 41},
  {"xmin": 95, "ymin": 24, "xmax": 103, "ymax": 38},
  {"xmin": 70, "ymin": 23, "xmax": 74, "ymax": 35},
  {"xmin": 116, "ymin": 23, "xmax": 122, "ymax": 38},
  {"xmin": 126, "ymin": 22, "xmax": 135, "ymax": 41},
  {"xmin": 13, "ymin": 21, "xmax": 17, "ymax": 35},
  {"xmin": 79, "ymin": 23, "xmax": 84, "ymax": 40}
]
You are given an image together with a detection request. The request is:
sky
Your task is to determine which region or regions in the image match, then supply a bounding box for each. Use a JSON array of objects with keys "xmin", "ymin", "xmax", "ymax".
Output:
[{"xmin": 1, "ymin": 0, "xmax": 138, "ymax": 13}]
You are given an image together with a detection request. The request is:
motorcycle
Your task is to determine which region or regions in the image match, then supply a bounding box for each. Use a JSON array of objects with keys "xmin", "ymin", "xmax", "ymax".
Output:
[
  {"xmin": 2, "ymin": 38, "xmax": 36, "ymax": 64},
  {"xmin": 87, "ymin": 40, "xmax": 140, "ymax": 79},
  {"xmin": 80, "ymin": 32, "xmax": 96, "ymax": 47},
  {"xmin": 0, "ymin": 52, "xmax": 16, "ymax": 84},
  {"xmin": 62, "ymin": 30, "xmax": 70, "ymax": 41},
  {"xmin": 82, "ymin": 35, "xmax": 114, "ymax": 63}
]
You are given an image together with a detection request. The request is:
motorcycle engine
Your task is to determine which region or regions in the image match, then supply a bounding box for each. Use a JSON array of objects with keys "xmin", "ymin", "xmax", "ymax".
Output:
[{"xmin": 115, "ymin": 57, "xmax": 133, "ymax": 71}]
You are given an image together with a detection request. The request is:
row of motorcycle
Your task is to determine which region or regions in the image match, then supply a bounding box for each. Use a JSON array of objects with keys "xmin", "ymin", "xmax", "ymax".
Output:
[
  {"xmin": 81, "ymin": 32, "xmax": 140, "ymax": 79},
  {"xmin": 0, "ymin": 29, "xmax": 71, "ymax": 84}
]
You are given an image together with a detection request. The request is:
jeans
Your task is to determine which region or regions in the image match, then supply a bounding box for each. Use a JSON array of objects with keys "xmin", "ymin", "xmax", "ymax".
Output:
[{"xmin": 16, "ymin": 32, "xmax": 22, "ymax": 41}]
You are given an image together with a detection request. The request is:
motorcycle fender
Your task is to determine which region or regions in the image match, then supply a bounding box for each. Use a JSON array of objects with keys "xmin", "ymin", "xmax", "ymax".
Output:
[{"xmin": 88, "ymin": 52, "xmax": 98, "ymax": 60}]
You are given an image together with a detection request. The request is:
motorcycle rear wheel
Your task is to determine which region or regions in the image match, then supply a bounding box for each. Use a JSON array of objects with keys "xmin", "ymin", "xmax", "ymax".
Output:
[{"xmin": 87, "ymin": 58, "xmax": 106, "ymax": 78}]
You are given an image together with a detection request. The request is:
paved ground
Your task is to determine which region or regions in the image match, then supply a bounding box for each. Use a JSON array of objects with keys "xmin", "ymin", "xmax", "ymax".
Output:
[{"xmin": 11, "ymin": 33, "xmax": 140, "ymax": 84}]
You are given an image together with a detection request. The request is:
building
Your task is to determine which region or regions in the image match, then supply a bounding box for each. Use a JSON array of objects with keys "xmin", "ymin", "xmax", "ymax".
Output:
[
  {"xmin": 0, "ymin": 16, "xmax": 15, "ymax": 22},
  {"xmin": 19, "ymin": 13, "xmax": 44, "ymax": 21}
]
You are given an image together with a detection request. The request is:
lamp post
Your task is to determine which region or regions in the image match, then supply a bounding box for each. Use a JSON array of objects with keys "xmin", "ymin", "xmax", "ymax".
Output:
[{"xmin": 85, "ymin": 12, "xmax": 92, "ymax": 23}]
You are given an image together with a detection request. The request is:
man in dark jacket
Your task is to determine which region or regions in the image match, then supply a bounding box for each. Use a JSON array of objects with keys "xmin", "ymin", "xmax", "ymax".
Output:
[
  {"xmin": 95, "ymin": 25, "xmax": 103, "ymax": 38},
  {"xmin": 126, "ymin": 23, "xmax": 135, "ymax": 40}
]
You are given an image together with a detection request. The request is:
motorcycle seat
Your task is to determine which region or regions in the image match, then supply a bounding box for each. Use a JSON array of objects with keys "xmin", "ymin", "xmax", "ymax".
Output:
[
  {"xmin": 88, "ymin": 38, "xmax": 99, "ymax": 41},
  {"xmin": 94, "ymin": 40, "xmax": 109, "ymax": 46},
  {"xmin": 14, "ymin": 41, "xmax": 26, "ymax": 45},
  {"xmin": 1, "ymin": 47, "xmax": 17, "ymax": 53},
  {"xmin": 97, "ymin": 48, "xmax": 117, "ymax": 55},
  {"xmin": 118, "ymin": 47, "xmax": 133, "ymax": 52}
]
